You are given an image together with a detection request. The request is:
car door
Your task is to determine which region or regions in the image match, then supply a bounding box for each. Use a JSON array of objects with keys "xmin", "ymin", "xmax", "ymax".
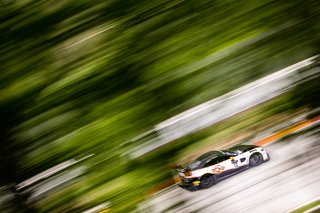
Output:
[{"xmin": 208, "ymin": 155, "xmax": 235, "ymax": 178}]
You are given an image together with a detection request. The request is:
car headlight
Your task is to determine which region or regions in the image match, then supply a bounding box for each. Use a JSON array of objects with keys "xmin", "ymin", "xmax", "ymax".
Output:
[{"xmin": 184, "ymin": 170, "xmax": 192, "ymax": 176}]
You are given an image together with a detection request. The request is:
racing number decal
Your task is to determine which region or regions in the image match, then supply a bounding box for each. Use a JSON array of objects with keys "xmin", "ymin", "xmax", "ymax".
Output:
[
  {"xmin": 212, "ymin": 165, "xmax": 225, "ymax": 174},
  {"xmin": 230, "ymin": 156, "xmax": 238, "ymax": 167},
  {"xmin": 231, "ymin": 159, "xmax": 239, "ymax": 167}
]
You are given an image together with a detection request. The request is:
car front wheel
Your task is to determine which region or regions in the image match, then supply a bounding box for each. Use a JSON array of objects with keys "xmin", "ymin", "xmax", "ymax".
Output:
[{"xmin": 200, "ymin": 175, "xmax": 215, "ymax": 188}]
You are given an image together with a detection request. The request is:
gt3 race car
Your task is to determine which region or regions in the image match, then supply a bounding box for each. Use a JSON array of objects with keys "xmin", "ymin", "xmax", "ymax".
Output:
[{"xmin": 178, "ymin": 144, "xmax": 270, "ymax": 190}]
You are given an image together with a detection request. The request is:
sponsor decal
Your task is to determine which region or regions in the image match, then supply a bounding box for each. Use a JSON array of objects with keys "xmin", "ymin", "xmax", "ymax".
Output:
[{"xmin": 212, "ymin": 165, "xmax": 225, "ymax": 174}]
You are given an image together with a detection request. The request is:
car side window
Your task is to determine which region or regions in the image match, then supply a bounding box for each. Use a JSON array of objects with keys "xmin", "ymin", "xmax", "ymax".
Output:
[
  {"xmin": 205, "ymin": 158, "xmax": 219, "ymax": 167},
  {"xmin": 216, "ymin": 156, "xmax": 230, "ymax": 163},
  {"xmin": 205, "ymin": 156, "xmax": 230, "ymax": 167}
]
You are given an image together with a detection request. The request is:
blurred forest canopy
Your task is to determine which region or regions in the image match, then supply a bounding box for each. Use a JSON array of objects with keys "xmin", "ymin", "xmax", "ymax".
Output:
[{"xmin": 0, "ymin": 0, "xmax": 319, "ymax": 212}]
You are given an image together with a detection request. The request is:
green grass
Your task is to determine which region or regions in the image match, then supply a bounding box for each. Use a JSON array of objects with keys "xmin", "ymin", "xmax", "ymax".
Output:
[{"xmin": 290, "ymin": 199, "xmax": 320, "ymax": 213}]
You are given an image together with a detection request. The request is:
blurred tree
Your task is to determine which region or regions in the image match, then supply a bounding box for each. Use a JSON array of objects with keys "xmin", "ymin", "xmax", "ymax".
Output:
[
  {"xmin": 0, "ymin": 99, "xmax": 38, "ymax": 212},
  {"xmin": 0, "ymin": 0, "xmax": 319, "ymax": 211},
  {"xmin": 290, "ymin": 57, "xmax": 320, "ymax": 110}
]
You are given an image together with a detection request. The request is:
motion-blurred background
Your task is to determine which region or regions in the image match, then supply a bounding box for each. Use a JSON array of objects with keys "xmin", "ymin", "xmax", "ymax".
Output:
[{"xmin": 0, "ymin": 0, "xmax": 319, "ymax": 212}]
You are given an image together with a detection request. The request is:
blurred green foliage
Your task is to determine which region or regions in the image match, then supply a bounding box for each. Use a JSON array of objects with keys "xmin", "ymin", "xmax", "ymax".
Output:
[{"xmin": 0, "ymin": 0, "xmax": 319, "ymax": 212}]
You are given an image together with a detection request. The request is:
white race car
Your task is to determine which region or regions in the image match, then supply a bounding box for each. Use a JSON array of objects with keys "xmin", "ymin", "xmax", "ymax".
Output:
[{"xmin": 178, "ymin": 144, "xmax": 270, "ymax": 190}]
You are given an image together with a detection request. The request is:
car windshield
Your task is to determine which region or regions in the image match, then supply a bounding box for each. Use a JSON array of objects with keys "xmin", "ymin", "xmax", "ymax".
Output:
[
  {"xmin": 196, "ymin": 151, "xmax": 222, "ymax": 160},
  {"xmin": 188, "ymin": 160, "xmax": 202, "ymax": 170},
  {"xmin": 187, "ymin": 151, "xmax": 221, "ymax": 170}
]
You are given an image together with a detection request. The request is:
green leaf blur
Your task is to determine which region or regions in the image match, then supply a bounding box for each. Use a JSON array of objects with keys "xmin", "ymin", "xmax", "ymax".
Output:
[{"xmin": 0, "ymin": 0, "xmax": 319, "ymax": 212}]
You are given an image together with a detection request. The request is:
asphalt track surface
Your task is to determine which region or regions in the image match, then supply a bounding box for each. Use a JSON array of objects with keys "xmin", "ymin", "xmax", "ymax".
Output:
[{"xmin": 140, "ymin": 131, "xmax": 320, "ymax": 213}]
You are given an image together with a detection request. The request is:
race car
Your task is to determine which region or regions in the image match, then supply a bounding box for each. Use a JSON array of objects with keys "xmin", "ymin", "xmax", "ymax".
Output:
[{"xmin": 178, "ymin": 144, "xmax": 270, "ymax": 190}]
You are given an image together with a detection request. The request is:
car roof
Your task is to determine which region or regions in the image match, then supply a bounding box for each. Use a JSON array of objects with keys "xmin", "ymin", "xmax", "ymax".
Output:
[
  {"xmin": 196, "ymin": 151, "xmax": 224, "ymax": 161},
  {"xmin": 226, "ymin": 144, "xmax": 258, "ymax": 152}
]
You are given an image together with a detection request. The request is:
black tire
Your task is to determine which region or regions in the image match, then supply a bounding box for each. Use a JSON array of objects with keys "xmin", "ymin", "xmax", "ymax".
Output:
[
  {"xmin": 249, "ymin": 153, "xmax": 263, "ymax": 167},
  {"xmin": 200, "ymin": 175, "xmax": 215, "ymax": 188}
]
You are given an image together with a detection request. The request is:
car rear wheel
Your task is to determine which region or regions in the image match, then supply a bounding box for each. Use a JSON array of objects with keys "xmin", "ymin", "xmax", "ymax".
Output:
[
  {"xmin": 249, "ymin": 153, "xmax": 263, "ymax": 167},
  {"xmin": 200, "ymin": 175, "xmax": 215, "ymax": 188}
]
